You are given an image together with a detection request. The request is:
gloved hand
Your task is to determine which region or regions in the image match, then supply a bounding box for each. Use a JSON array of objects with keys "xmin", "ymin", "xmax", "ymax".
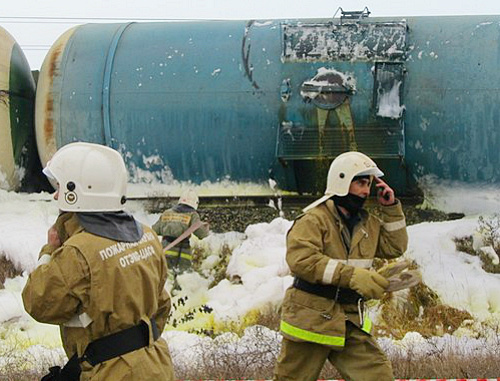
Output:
[
  {"xmin": 385, "ymin": 270, "xmax": 422, "ymax": 292},
  {"xmin": 377, "ymin": 259, "xmax": 411, "ymax": 278},
  {"xmin": 349, "ymin": 267, "xmax": 389, "ymax": 300},
  {"xmin": 377, "ymin": 260, "xmax": 422, "ymax": 292}
]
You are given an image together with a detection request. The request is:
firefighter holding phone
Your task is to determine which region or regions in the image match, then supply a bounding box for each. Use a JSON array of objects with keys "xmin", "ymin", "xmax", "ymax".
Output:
[{"xmin": 273, "ymin": 151, "xmax": 408, "ymax": 381}]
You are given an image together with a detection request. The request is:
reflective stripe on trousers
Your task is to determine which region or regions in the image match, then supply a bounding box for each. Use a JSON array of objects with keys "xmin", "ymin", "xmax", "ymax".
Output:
[
  {"xmin": 280, "ymin": 316, "xmax": 372, "ymax": 347},
  {"xmin": 164, "ymin": 250, "xmax": 193, "ymax": 261}
]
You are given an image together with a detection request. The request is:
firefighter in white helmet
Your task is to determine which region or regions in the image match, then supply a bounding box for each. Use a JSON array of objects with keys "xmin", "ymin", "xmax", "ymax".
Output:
[
  {"xmin": 22, "ymin": 142, "xmax": 175, "ymax": 381},
  {"xmin": 152, "ymin": 188, "xmax": 209, "ymax": 279},
  {"xmin": 273, "ymin": 151, "xmax": 408, "ymax": 381}
]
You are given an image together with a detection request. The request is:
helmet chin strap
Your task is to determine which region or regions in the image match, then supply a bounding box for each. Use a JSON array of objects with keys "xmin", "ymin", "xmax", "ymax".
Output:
[{"xmin": 332, "ymin": 193, "xmax": 366, "ymax": 216}]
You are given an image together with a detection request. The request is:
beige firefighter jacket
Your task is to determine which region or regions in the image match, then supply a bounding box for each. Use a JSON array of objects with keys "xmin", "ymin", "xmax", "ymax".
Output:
[
  {"xmin": 22, "ymin": 213, "xmax": 174, "ymax": 381},
  {"xmin": 280, "ymin": 199, "xmax": 408, "ymax": 349}
]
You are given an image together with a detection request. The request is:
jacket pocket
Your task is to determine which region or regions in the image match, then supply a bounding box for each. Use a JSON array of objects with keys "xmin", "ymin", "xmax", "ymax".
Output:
[{"xmin": 281, "ymin": 288, "xmax": 345, "ymax": 348}]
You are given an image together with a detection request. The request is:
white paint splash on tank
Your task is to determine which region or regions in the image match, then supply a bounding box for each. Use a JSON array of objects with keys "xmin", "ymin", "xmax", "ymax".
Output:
[
  {"xmin": 304, "ymin": 67, "xmax": 357, "ymax": 92},
  {"xmin": 386, "ymin": 44, "xmax": 402, "ymax": 55},
  {"xmin": 142, "ymin": 154, "xmax": 164, "ymax": 168},
  {"xmin": 377, "ymin": 80, "xmax": 404, "ymax": 119}
]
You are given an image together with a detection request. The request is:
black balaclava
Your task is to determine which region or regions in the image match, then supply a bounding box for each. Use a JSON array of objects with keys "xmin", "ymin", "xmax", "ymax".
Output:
[
  {"xmin": 332, "ymin": 193, "xmax": 366, "ymax": 216},
  {"xmin": 332, "ymin": 175, "xmax": 370, "ymax": 216}
]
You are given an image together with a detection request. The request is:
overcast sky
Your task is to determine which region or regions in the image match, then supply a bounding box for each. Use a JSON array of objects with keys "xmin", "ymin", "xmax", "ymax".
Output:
[{"xmin": 1, "ymin": 0, "xmax": 499, "ymax": 69}]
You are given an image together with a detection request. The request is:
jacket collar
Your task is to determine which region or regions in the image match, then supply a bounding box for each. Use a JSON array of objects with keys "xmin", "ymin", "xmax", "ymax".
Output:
[
  {"xmin": 63, "ymin": 212, "xmax": 84, "ymax": 238},
  {"xmin": 323, "ymin": 200, "xmax": 370, "ymax": 249}
]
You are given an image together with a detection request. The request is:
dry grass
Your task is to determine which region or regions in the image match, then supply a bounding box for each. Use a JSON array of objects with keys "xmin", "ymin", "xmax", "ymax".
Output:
[
  {"xmin": 4, "ymin": 313, "xmax": 500, "ymax": 380},
  {"xmin": 0, "ymin": 254, "xmax": 22, "ymax": 289},
  {"xmin": 5, "ymin": 340, "xmax": 500, "ymax": 380},
  {"xmin": 172, "ymin": 325, "xmax": 280, "ymax": 380},
  {"xmin": 172, "ymin": 329, "xmax": 500, "ymax": 380},
  {"xmin": 191, "ymin": 244, "xmax": 234, "ymax": 289},
  {"xmin": 376, "ymin": 283, "xmax": 472, "ymax": 339},
  {"xmin": 0, "ymin": 339, "xmax": 63, "ymax": 381},
  {"xmin": 390, "ymin": 352, "xmax": 500, "ymax": 379},
  {"xmin": 454, "ymin": 235, "xmax": 500, "ymax": 275}
]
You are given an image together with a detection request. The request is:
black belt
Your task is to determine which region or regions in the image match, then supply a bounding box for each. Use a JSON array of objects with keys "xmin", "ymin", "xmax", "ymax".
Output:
[
  {"xmin": 41, "ymin": 319, "xmax": 160, "ymax": 381},
  {"xmin": 81, "ymin": 318, "xmax": 160, "ymax": 366},
  {"xmin": 293, "ymin": 277, "xmax": 363, "ymax": 304}
]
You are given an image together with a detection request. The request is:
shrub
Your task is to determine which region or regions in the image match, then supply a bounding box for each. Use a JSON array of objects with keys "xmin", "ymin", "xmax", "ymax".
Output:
[
  {"xmin": 0, "ymin": 255, "xmax": 22, "ymax": 289},
  {"xmin": 454, "ymin": 214, "xmax": 500, "ymax": 274}
]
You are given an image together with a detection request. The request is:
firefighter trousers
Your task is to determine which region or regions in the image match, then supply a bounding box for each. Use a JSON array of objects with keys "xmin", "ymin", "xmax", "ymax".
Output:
[{"xmin": 273, "ymin": 321, "xmax": 393, "ymax": 381}]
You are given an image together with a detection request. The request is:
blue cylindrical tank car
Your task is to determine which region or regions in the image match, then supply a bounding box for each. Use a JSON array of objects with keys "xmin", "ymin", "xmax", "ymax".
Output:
[{"xmin": 34, "ymin": 14, "xmax": 500, "ymax": 195}]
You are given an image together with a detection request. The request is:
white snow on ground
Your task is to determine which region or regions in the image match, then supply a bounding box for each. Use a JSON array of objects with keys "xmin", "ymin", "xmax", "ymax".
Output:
[
  {"xmin": 1, "ymin": 178, "xmax": 500, "ymax": 374},
  {"xmin": 418, "ymin": 175, "xmax": 500, "ymax": 215}
]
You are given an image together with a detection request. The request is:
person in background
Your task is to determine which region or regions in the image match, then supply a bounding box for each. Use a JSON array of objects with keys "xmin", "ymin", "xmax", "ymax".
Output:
[
  {"xmin": 152, "ymin": 189, "xmax": 209, "ymax": 277},
  {"xmin": 273, "ymin": 151, "xmax": 408, "ymax": 381},
  {"xmin": 22, "ymin": 142, "xmax": 174, "ymax": 381}
]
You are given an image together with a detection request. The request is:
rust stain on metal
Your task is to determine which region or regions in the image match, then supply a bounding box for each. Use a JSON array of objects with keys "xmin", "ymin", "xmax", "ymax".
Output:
[
  {"xmin": 43, "ymin": 98, "xmax": 54, "ymax": 145},
  {"xmin": 43, "ymin": 44, "xmax": 63, "ymax": 146},
  {"xmin": 334, "ymin": 99, "xmax": 358, "ymax": 151}
]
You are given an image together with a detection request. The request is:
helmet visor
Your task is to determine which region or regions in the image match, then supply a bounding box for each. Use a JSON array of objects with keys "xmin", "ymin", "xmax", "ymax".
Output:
[
  {"xmin": 42, "ymin": 164, "xmax": 56, "ymax": 180},
  {"xmin": 357, "ymin": 167, "xmax": 384, "ymax": 178}
]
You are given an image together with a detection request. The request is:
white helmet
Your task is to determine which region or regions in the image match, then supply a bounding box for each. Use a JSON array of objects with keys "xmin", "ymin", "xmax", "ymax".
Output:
[
  {"xmin": 43, "ymin": 142, "xmax": 128, "ymax": 212},
  {"xmin": 303, "ymin": 151, "xmax": 384, "ymax": 212},
  {"xmin": 178, "ymin": 188, "xmax": 199, "ymax": 210}
]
